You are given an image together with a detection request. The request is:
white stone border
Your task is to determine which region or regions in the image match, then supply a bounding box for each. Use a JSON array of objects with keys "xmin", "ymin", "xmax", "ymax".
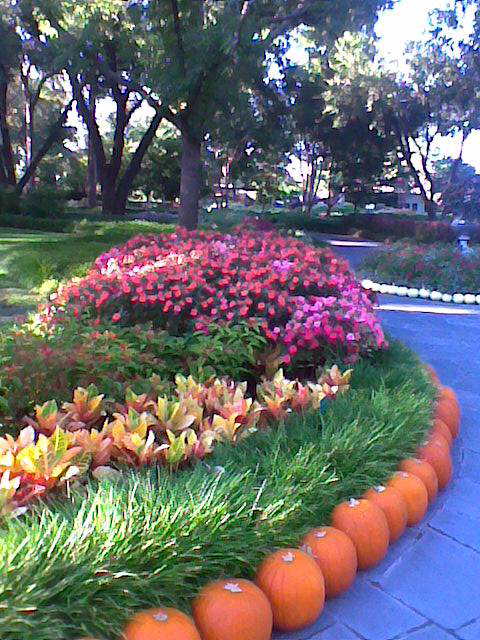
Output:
[{"xmin": 361, "ymin": 280, "xmax": 480, "ymax": 305}]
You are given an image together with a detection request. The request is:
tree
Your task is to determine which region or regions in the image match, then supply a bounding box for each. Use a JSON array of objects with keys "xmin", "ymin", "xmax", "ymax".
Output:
[
  {"xmin": 21, "ymin": 0, "xmax": 164, "ymax": 216},
  {"xmin": 0, "ymin": 3, "xmax": 73, "ymax": 194},
  {"xmin": 114, "ymin": 0, "xmax": 395, "ymax": 228},
  {"xmin": 435, "ymin": 159, "xmax": 480, "ymax": 220},
  {"xmin": 285, "ymin": 32, "xmax": 396, "ymax": 215},
  {"xmin": 204, "ymin": 75, "xmax": 292, "ymax": 208},
  {"xmin": 382, "ymin": 4, "xmax": 480, "ymax": 219},
  {"xmin": 132, "ymin": 125, "xmax": 182, "ymax": 203},
  {"xmin": 285, "ymin": 65, "xmax": 331, "ymax": 215}
]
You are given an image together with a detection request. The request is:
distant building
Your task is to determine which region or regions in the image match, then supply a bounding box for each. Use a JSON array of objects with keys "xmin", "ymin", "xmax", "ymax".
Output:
[
  {"xmin": 397, "ymin": 191, "xmax": 425, "ymax": 214},
  {"xmin": 381, "ymin": 178, "xmax": 427, "ymax": 214}
]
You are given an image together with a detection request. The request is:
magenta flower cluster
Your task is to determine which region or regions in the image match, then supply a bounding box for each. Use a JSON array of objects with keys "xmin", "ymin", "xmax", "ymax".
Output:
[{"xmin": 43, "ymin": 228, "xmax": 387, "ymax": 366}]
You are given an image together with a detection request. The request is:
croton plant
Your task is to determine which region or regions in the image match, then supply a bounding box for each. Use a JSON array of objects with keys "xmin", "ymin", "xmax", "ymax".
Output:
[{"xmin": 0, "ymin": 366, "xmax": 352, "ymax": 519}]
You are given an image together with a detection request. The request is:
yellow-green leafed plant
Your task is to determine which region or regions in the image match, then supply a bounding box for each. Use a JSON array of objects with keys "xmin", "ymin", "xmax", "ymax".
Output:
[
  {"xmin": 62, "ymin": 384, "xmax": 105, "ymax": 426},
  {"xmin": 15, "ymin": 427, "xmax": 86, "ymax": 487},
  {"xmin": 0, "ymin": 471, "xmax": 21, "ymax": 517},
  {"xmin": 155, "ymin": 397, "xmax": 197, "ymax": 432}
]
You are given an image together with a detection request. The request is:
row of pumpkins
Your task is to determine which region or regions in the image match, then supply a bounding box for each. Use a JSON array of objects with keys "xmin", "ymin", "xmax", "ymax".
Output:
[{"xmin": 80, "ymin": 367, "xmax": 459, "ymax": 640}]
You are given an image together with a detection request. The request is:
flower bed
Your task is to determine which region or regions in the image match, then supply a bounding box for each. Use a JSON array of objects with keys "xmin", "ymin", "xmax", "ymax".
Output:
[
  {"xmin": 0, "ymin": 342, "xmax": 441, "ymax": 640},
  {"xmin": 0, "ymin": 230, "xmax": 453, "ymax": 640},
  {"xmin": 0, "ymin": 365, "xmax": 351, "ymax": 517},
  {"xmin": 361, "ymin": 243, "xmax": 480, "ymax": 301},
  {"xmin": 42, "ymin": 228, "xmax": 387, "ymax": 368}
]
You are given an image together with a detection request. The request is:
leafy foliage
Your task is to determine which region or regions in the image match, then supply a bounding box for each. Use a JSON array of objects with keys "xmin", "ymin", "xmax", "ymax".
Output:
[
  {"xmin": 0, "ymin": 321, "xmax": 267, "ymax": 423},
  {"xmin": 361, "ymin": 242, "xmax": 480, "ymax": 293},
  {"xmin": 0, "ymin": 363, "xmax": 352, "ymax": 516}
]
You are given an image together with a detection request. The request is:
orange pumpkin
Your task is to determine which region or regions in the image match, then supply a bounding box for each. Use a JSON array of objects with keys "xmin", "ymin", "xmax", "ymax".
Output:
[
  {"xmin": 123, "ymin": 608, "xmax": 201, "ymax": 640},
  {"xmin": 363, "ymin": 485, "xmax": 408, "ymax": 543},
  {"xmin": 436, "ymin": 393, "xmax": 460, "ymax": 438},
  {"xmin": 255, "ymin": 548, "xmax": 325, "ymax": 631},
  {"xmin": 399, "ymin": 458, "xmax": 438, "ymax": 503},
  {"xmin": 430, "ymin": 418, "xmax": 453, "ymax": 448},
  {"xmin": 441, "ymin": 386, "xmax": 460, "ymax": 410},
  {"xmin": 425, "ymin": 364, "xmax": 441, "ymax": 387},
  {"xmin": 192, "ymin": 579, "xmax": 273, "ymax": 640},
  {"xmin": 301, "ymin": 527, "xmax": 357, "ymax": 598},
  {"xmin": 388, "ymin": 472, "xmax": 428, "ymax": 526},
  {"xmin": 427, "ymin": 432, "xmax": 451, "ymax": 452},
  {"xmin": 417, "ymin": 439, "xmax": 453, "ymax": 490},
  {"xmin": 331, "ymin": 498, "xmax": 389, "ymax": 570}
]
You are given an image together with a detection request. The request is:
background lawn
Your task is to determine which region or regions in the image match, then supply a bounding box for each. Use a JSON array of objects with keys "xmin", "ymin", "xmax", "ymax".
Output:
[{"xmin": 0, "ymin": 222, "xmax": 174, "ymax": 311}]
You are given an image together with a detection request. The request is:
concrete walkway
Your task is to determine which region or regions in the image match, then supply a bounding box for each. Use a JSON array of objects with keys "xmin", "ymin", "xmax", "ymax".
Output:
[{"xmin": 275, "ymin": 240, "xmax": 480, "ymax": 640}]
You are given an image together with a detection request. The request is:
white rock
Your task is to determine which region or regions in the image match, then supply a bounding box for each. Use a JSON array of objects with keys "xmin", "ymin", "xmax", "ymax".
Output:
[
  {"xmin": 419, "ymin": 288, "xmax": 430, "ymax": 299},
  {"xmin": 464, "ymin": 294, "xmax": 476, "ymax": 305},
  {"xmin": 453, "ymin": 293, "xmax": 465, "ymax": 304},
  {"xmin": 442, "ymin": 294, "xmax": 452, "ymax": 303},
  {"xmin": 379, "ymin": 284, "xmax": 389, "ymax": 294},
  {"xmin": 371, "ymin": 282, "xmax": 381, "ymax": 292},
  {"xmin": 389, "ymin": 285, "xmax": 399, "ymax": 295},
  {"xmin": 92, "ymin": 466, "xmax": 122, "ymax": 481},
  {"xmin": 397, "ymin": 287, "xmax": 408, "ymax": 297},
  {"xmin": 407, "ymin": 288, "xmax": 419, "ymax": 298},
  {"xmin": 362, "ymin": 279, "xmax": 373, "ymax": 290},
  {"xmin": 430, "ymin": 291, "xmax": 442, "ymax": 301}
]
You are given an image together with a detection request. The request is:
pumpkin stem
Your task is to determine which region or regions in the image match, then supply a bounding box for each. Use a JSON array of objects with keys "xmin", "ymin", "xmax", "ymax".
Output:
[
  {"xmin": 348, "ymin": 498, "xmax": 360, "ymax": 507},
  {"xmin": 224, "ymin": 582, "xmax": 243, "ymax": 593},
  {"xmin": 315, "ymin": 530, "xmax": 327, "ymax": 539},
  {"xmin": 153, "ymin": 612, "xmax": 169, "ymax": 622},
  {"xmin": 282, "ymin": 551, "xmax": 295, "ymax": 563},
  {"xmin": 375, "ymin": 485, "xmax": 386, "ymax": 493}
]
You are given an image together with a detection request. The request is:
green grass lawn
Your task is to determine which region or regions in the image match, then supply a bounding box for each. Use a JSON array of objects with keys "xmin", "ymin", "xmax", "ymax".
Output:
[
  {"xmin": 0, "ymin": 221, "xmax": 175, "ymax": 311},
  {"xmin": 0, "ymin": 341, "xmax": 435, "ymax": 640}
]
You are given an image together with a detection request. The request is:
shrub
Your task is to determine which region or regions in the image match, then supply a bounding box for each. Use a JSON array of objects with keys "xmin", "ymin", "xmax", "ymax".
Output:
[
  {"xmin": 266, "ymin": 211, "xmax": 351, "ymax": 234},
  {"xmin": 0, "ymin": 187, "xmax": 21, "ymax": 215},
  {"xmin": 20, "ymin": 186, "xmax": 66, "ymax": 219},
  {"xmin": 350, "ymin": 214, "xmax": 480, "ymax": 244},
  {"xmin": 361, "ymin": 242, "xmax": 480, "ymax": 293},
  {"xmin": 42, "ymin": 228, "xmax": 387, "ymax": 369},
  {"xmin": 0, "ymin": 321, "xmax": 267, "ymax": 425},
  {"xmin": 0, "ymin": 212, "xmax": 72, "ymax": 232}
]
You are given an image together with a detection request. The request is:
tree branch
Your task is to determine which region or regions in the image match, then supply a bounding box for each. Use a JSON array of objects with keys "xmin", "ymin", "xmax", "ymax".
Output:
[
  {"xmin": 70, "ymin": 74, "xmax": 107, "ymax": 174},
  {"xmin": 116, "ymin": 110, "xmax": 163, "ymax": 201},
  {"xmin": 16, "ymin": 99, "xmax": 73, "ymax": 193},
  {"xmin": 169, "ymin": 0, "xmax": 186, "ymax": 74}
]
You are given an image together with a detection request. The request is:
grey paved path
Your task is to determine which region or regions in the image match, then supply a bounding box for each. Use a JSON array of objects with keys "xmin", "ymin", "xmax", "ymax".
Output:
[{"xmin": 276, "ymin": 240, "xmax": 480, "ymax": 640}]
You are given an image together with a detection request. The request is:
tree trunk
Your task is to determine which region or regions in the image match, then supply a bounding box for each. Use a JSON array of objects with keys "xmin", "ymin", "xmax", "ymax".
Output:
[
  {"xmin": 424, "ymin": 198, "xmax": 436, "ymax": 220},
  {"xmin": 179, "ymin": 132, "xmax": 202, "ymax": 229},
  {"xmin": 0, "ymin": 81, "xmax": 16, "ymax": 186},
  {"xmin": 87, "ymin": 86, "xmax": 98, "ymax": 208},
  {"xmin": 101, "ymin": 171, "xmax": 117, "ymax": 216}
]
